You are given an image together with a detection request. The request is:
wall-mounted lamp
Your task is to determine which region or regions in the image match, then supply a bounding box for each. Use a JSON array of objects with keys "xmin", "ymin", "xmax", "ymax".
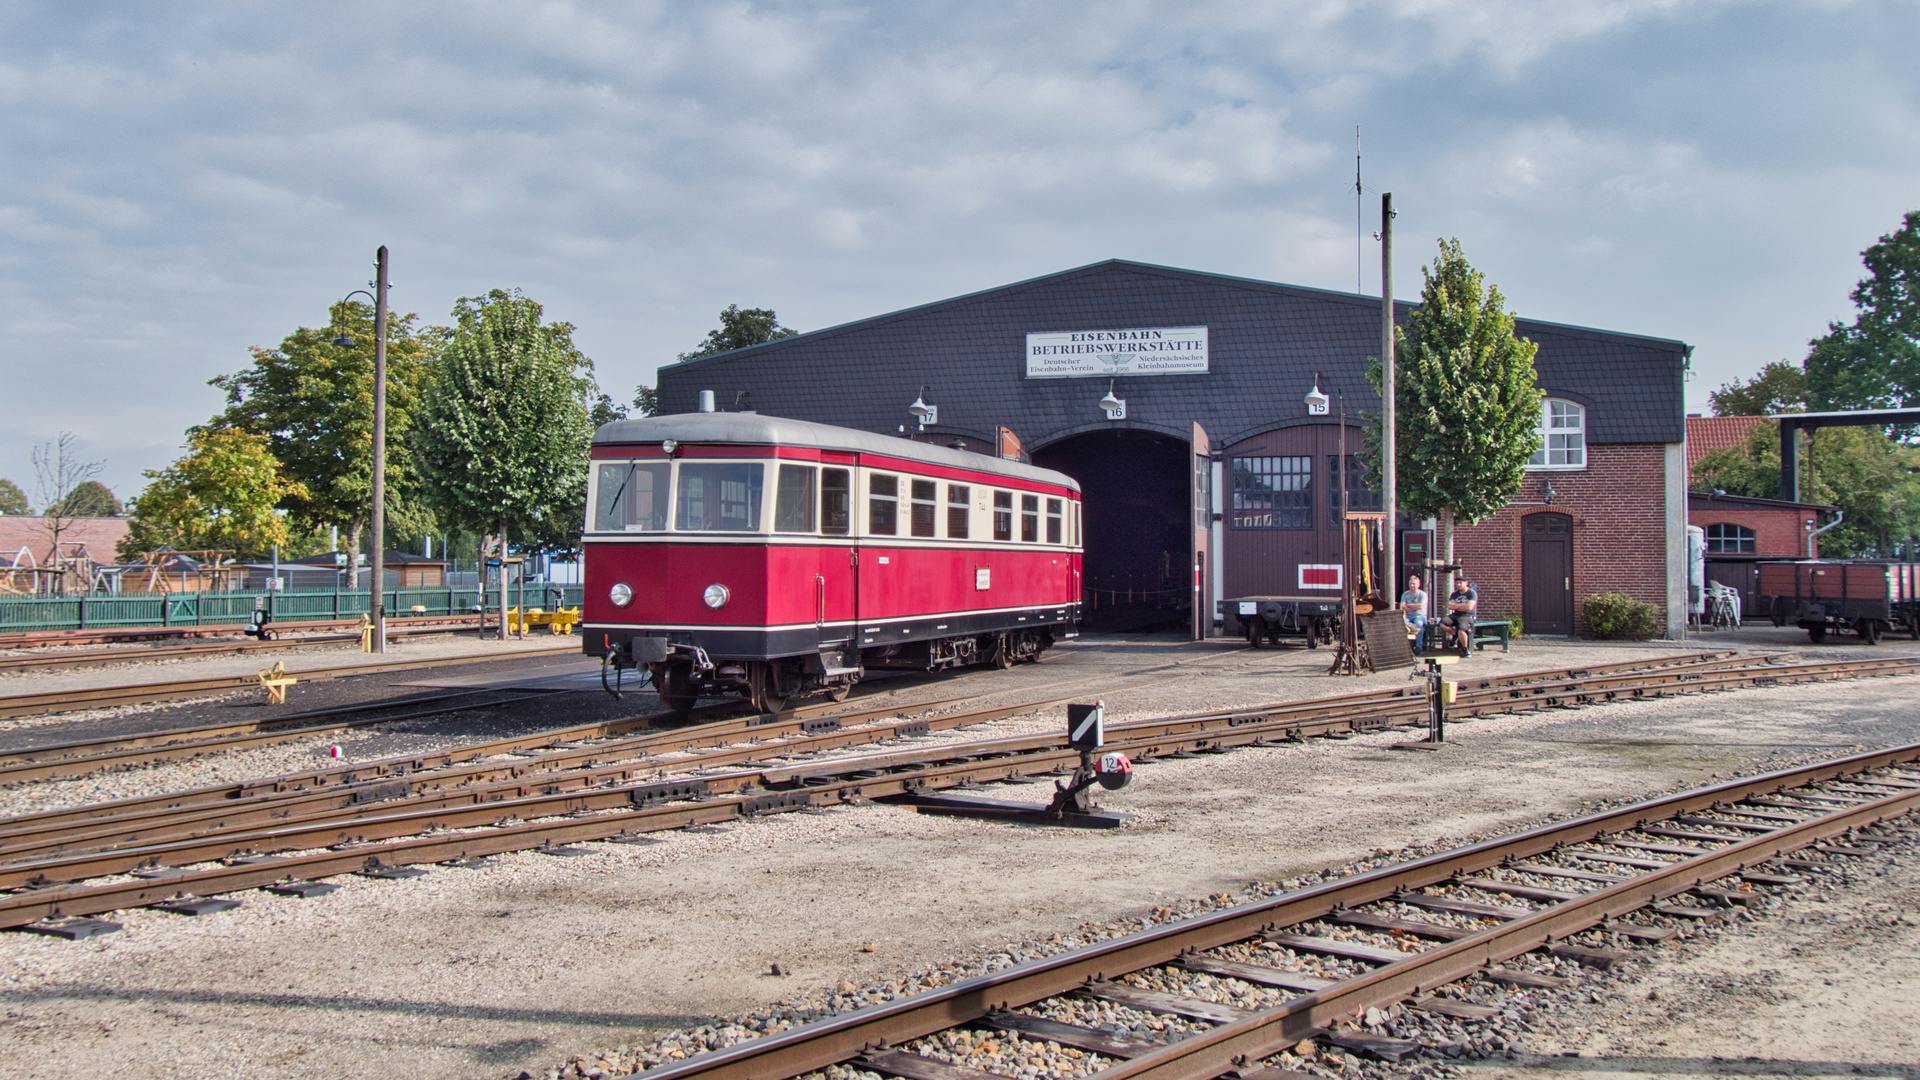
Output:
[
  {"xmin": 1098, "ymin": 379, "xmax": 1126, "ymax": 420},
  {"xmin": 1542, "ymin": 479, "xmax": 1557, "ymax": 505},
  {"xmin": 1304, "ymin": 376, "xmax": 1330, "ymax": 416},
  {"xmin": 908, "ymin": 385, "xmax": 937, "ymax": 428}
]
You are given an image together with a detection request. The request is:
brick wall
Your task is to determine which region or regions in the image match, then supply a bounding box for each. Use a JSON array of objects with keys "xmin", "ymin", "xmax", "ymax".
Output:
[
  {"xmin": 1688, "ymin": 499, "xmax": 1817, "ymax": 559},
  {"xmin": 1448, "ymin": 444, "xmax": 1669, "ymax": 635}
]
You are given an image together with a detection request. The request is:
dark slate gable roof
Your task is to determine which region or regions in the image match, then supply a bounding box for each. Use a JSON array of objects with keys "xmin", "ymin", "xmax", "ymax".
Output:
[{"xmin": 658, "ymin": 259, "xmax": 1688, "ymax": 448}]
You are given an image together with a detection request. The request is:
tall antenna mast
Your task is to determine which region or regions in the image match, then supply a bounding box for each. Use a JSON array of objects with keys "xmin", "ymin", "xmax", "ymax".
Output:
[{"xmin": 1355, "ymin": 126, "xmax": 1363, "ymax": 294}]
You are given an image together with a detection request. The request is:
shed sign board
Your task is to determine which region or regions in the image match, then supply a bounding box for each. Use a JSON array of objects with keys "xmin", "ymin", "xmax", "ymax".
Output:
[{"xmin": 1025, "ymin": 326, "xmax": 1208, "ymax": 379}]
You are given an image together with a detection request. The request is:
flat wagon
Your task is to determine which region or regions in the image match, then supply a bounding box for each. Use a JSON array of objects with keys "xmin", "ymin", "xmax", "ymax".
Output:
[{"xmin": 1759, "ymin": 559, "xmax": 1920, "ymax": 644}]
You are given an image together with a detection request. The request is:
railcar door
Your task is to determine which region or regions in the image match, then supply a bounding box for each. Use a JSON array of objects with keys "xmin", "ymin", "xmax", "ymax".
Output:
[
  {"xmin": 1190, "ymin": 421, "xmax": 1211, "ymax": 640},
  {"xmin": 817, "ymin": 464, "xmax": 858, "ymax": 646}
]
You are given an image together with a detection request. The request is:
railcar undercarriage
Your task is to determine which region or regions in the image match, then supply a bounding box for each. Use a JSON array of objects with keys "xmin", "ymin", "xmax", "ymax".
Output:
[{"xmin": 613, "ymin": 627, "xmax": 1057, "ymax": 715}]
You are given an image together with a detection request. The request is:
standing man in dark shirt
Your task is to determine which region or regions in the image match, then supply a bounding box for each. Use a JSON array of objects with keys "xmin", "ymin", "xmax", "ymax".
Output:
[{"xmin": 1438, "ymin": 576, "xmax": 1478, "ymax": 655}]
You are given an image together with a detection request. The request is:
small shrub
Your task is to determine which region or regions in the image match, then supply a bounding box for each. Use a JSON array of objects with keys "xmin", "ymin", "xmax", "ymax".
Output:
[{"xmin": 1583, "ymin": 591, "xmax": 1660, "ymax": 639}]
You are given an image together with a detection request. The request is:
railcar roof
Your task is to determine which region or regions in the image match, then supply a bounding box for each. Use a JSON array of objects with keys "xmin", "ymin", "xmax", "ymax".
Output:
[{"xmin": 594, "ymin": 413, "xmax": 1082, "ymax": 492}]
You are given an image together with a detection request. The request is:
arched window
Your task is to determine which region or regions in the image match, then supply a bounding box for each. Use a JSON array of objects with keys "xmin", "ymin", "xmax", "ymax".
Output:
[
  {"xmin": 1704, "ymin": 522, "xmax": 1756, "ymax": 554},
  {"xmin": 1527, "ymin": 398, "xmax": 1586, "ymax": 469}
]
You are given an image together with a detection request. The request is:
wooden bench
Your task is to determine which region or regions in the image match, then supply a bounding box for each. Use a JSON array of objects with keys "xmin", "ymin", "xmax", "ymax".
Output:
[{"xmin": 1472, "ymin": 619, "xmax": 1512, "ymax": 653}]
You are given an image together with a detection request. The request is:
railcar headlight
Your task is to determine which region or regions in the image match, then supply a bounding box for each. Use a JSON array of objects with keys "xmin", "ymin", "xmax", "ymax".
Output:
[
  {"xmin": 609, "ymin": 583, "xmax": 633, "ymax": 607},
  {"xmin": 703, "ymin": 583, "xmax": 730, "ymax": 610}
]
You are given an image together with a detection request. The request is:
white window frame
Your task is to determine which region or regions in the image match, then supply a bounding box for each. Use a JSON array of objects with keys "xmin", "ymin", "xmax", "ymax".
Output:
[{"xmin": 1527, "ymin": 398, "xmax": 1587, "ymax": 471}]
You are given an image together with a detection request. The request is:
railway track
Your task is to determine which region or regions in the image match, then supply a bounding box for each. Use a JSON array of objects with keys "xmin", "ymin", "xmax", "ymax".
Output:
[
  {"xmin": 0, "ymin": 642, "xmax": 578, "ymax": 719},
  {"xmin": 0, "ymin": 619, "xmax": 504, "ymax": 673},
  {"xmin": 597, "ymin": 745, "xmax": 1920, "ymax": 1080},
  {"xmin": 2, "ymin": 648, "xmax": 1913, "ymax": 933},
  {"xmin": 0, "ymin": 612, "xmax": 487, "ymax": 650}
]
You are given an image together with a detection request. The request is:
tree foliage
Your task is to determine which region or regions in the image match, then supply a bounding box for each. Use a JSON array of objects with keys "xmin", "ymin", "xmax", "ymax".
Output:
[
  {"xmin": 413, "ymin": 289, "xmax": 596, "ymax": 554},
  {"xmin": 208, "ymin": 300, "xmax": 433, "ymax": 574},
  {"xmin": 120, "ymin": 428, "xmax": 309, "ymax": 561},
  {"xmin": 46, "ymin": 480, "xmax": 121, "ymax": 518},
  {"xmin": 0, "ymin": 479, "xmax": 26, "ymax": 515},
  {"xmin": 631, "ymin": 383, "xmax": 660, "ymax": 417},
  {"xmin": 1366, "ymin": 239, "xmax": 1542, "ymax": 585},
  {"xmin": 1805, "ymin": 209, "xmax": 1920, "ymax": 411},
  {"xmin": 1708, "ymin": 361, "xmax": 1806, "ymax": 417},
  {"xmin": 31, "ymin": 432, "xmax": 106, "ymax": 562},
  {"xmin": 676, "ymin": 304, "xmax": 798, "ymax": 361}
]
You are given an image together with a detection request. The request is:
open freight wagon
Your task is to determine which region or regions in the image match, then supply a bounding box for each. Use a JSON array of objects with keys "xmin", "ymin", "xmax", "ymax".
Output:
[{"xmin": 1759, "ymin": 559, "xmax": 1920, "ymax": 644}]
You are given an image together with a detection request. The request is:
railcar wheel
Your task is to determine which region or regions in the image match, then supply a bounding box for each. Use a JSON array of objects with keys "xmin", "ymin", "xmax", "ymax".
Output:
[
  {"xmin": 992, "ymin": 634, "xmax": 1015, "ymax": 669},
  {"xmin": 1246, "ymin": 624, "xmax": 1264, "ymax": 649},
  {"xmin": 1807, "ymin": 624, "xmax": 1828, "ymax": 645},
  {"xmin": 748, "ymin": 662, "xmax": 789, "ymax": 714},
  {"xmin": 652, "ymin": 661, "xmax": 698, "ymax": 719},
  {"xmin": 822, "ymin": 683, "xmax": 853, "ymax": 703},
  {"xmin": 1860, "ymin": 619, "xmax": 1884, "ymax": 645}
]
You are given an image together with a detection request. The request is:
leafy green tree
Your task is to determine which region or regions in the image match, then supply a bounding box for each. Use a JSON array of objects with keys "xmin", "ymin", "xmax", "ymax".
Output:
[
  {"xmin": 590, "ymin": 392, "xmax": 627, "ymax": 429},
  {"xmin": 1805, "ymin": 209, "xmax": 1920, "ymax": 411},
  {"xmin": 208, "ymin": 300, "xmax": 431, "ymax": 584},
  {"xmin": 1709, "ymin": 361, "xmax": 1807, "ymax": 417},
  {"xmin": 676, "ymin": 304, "xmax": 798, "ymax": 361},
  {"xmin": 0, "ymin": 479, "xmax": 26, "ymax": 515},
  {"xmin": 1366, "ymin": 239, "xmax": 1542, "ymax": 595},
  {"xmin": 119, "ymin": 428, "xmax": 309, "ymax": 561},
  {"xmin": 631, "ymin": 383, "xmax": 659, "ymax": 417},
  {"xmin": 46, "ymin": 480, "xmax": 121, "ymax": 517},
  {"xmin": 413, "ymin": 289, "xmax": 595, "ymax": 574}
]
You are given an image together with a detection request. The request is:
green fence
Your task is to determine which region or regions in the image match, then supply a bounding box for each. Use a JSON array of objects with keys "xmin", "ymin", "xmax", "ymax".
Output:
[{"xmin": 0, "ymin": 584, "xmax": 586, "ymax": 634}]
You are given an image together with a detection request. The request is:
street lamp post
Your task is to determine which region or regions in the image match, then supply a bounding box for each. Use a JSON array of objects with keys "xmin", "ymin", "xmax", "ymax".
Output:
[
  {"xmin": 371, "ymin": 246, "xmax": 388, "ymax": 654},
  {"xmin": 333, "ymin": 247, "xmax": 390, "ymax": 654}
]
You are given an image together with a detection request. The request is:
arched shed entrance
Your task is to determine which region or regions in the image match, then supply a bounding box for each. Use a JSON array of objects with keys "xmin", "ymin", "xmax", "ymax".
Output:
[{"xmin": 1033, "ymin": 429, "xmax": 1191, "ymax": 632}]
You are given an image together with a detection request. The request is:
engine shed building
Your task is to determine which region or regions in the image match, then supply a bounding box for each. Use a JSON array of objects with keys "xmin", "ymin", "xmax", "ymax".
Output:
[{"xmin": 657, "ymin": 260, "xmax": 1691, "ymax": 638}]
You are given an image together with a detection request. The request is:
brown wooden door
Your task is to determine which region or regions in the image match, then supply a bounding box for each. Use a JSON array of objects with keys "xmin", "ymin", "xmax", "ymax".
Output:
[
  {"xmin": 1522, "ymin": 512, "xmax": 1574, "ymax": 634},
  {"xmin": 1190, "ymin": 421, "xmax": 1211, "ymax": 640}
]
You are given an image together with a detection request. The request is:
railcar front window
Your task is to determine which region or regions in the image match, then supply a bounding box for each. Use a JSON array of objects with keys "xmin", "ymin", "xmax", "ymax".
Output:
[
  {"xmin": 869, "ymin": 474, "xmax": 898, "ymax": 535},
  {"xmin": 774, "ymin": 464, "xmax": 817, "ymax": 533},
  {"xmin": 993, "ymin": 491, "xmax": 1013, "ymax": 541},
  {"xmin": 675, "ymin": 463, "xmax": 764, "ymax": 531},
  {"xmin": 1046, "ymin": 498, "xmax": 1063, "ymax": 544},
  {"xmin": 910, "ymin": 479, "xmax": 937, "ymax": 538},
  {"xmin": 822, "ymin": 469, "xmax": 851, "ymax": 536},
  {"xmin": 947, "ymin": 485, "xmax": 970, "ymax": 539},
  {"xmin": 1021, "ymin": 494, "xmax": 1039, "ymax": 542},
  {"xmin": 593, "ymin": 462, "xmax": 670, "ymax": 531}
]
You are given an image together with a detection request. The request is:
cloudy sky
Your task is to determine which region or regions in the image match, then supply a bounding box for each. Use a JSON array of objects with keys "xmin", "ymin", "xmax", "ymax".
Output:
[{"xmin": 2, "ymin": 1, "xmax": 1915, "ymax": 500}]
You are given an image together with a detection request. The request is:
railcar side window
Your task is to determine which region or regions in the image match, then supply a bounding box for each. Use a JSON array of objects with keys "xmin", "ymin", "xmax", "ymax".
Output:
[
  {"xmin": 593, "ymin": 462, "xmax": 670, "ymax": 531},
  {"xmin": 1046, "ymin": 498, "xmax": 1063, "ymax": 544},
  {"xmin": 910, "ymin": 479, "xmax": 937, "ymax": 537},
  {"xmin": 822, "ymin": 469, "xmax": 851, "ymax": 536},
  {"xmin": 1021, "ymin": 494, "xmax": 1039, "ymax": 542},
  {"xmin": 993, "ymin": 491, "xmax": 1013, "ymax": 541},
  {"xmin": 1071, "ymin": 502, "xmax": 1081, "ymax": 546},
  {"xmin": 869, "ymin": 474, "xmax": 898, "ymax": 535},
  {"xmin": 774, "ymin": 465, "xmax": 817, "ymax": 533},
  {"xmin": 947, "ymin": 485, "xmax": 970, "ymax": 539},
  {"xmin": 675, "ymin": 463, "xmax": 764, "ymax": 531}
]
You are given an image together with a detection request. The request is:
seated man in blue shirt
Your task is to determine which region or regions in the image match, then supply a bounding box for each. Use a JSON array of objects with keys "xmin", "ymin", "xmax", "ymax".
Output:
[{"xmin": 1399, "ymin": 574, "xmax": 1429, "ymax": 648}]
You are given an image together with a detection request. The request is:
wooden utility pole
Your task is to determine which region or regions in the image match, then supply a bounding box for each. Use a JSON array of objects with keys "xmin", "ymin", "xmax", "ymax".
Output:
[
  {"xmin": 371, "ymin": 245, "xmax": 389, "ymax": 654},
  {"xmin": 1380, "ymin": 193, "xmax": 1397, "ymax": 596}
]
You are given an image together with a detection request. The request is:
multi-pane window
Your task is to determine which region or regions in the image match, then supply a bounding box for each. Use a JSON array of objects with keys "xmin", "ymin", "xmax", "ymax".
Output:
[
  {"xmin": 947, "ymin": 485, "xmax": 970, "ymax": 539},
  {"xmin": 1046, "ymin": 498, "xmax": 1063, "ymax": 544},
  {"xmin": 910, "ymin": 479, "xmax": 938, "ymax": 537},
  {"xmin": 1021, "ymin": 494, "xmax": 1039, "ymax": 542},
  {"xmin": 1704, "ymin": 522, "xmax": 1756, "ymax": 554},
  {"xmin": 773, "ymin": 464, "xmax": 815, "ymax": 533},
  {"xmin": 993, "ymin": 491, "xmax": 1013, "ymax": 541},
  {"xmin": 1230, "ymin": 456, "xmax": 1313, "ymax": 529},
  {"xmin": 1527, "ymin": 399, "xmax": 1587, "ymax": 468},
  {"xmin": 868, "ymin": 474, "xmax": 898, "ymax": 535},
  {"xmin": 1324, "ymin": 455, "xmax": 1382, "ymax": 526},
  {"xmin": 821, "ymin": 469, "xmax": 851, "ymax": 536},
  {"xmin": 675, "ymin": 463, "xmax": 763, "ymax": 531}
]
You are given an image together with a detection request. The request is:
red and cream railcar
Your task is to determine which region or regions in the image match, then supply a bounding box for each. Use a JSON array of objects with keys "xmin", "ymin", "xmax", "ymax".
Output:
[{"xmin": 583, "ymin": 414, "xmax": 1083, "ymax": 713}]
